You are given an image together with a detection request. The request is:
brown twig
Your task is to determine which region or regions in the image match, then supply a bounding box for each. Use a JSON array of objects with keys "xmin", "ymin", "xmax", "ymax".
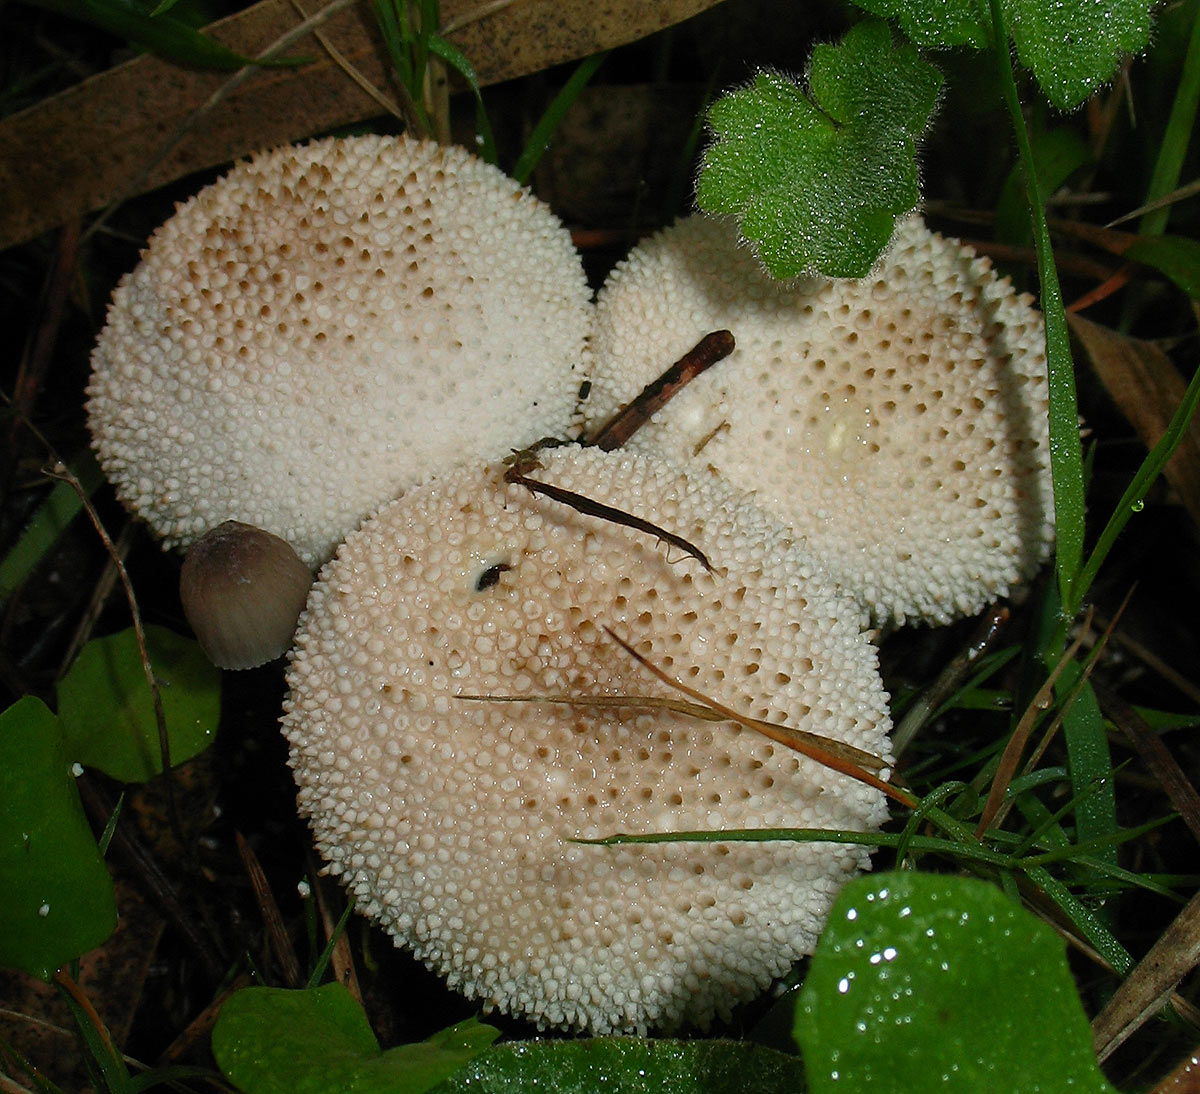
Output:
[
  {"xmin": 1095, "ymin": 681, "xmax": 1200, "ymax": 846},
  {"xmin": 504, "ymin": 466, "xmax": 713, "ymax": 573},
  {"xmin": 236, "ymin": 831, "xmax": 302, "ymax": 988},
  {"xmin": 589, "ymin": 330, "xmax": 736, "ymax": 452},
  {"xmin": 1092, "ymin": 888, "xmax": 1200, "ymax": 1062}
]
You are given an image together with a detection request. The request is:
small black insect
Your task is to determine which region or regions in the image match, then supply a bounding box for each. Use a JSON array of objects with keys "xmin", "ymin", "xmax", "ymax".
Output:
[{"xmin": 475, "ymin": 562, "xmax": 513, "ymax": 591}]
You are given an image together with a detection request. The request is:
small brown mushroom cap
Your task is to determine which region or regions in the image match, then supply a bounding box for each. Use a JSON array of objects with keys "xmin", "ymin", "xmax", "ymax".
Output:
[
  {"xmin": 282, "ymin": 446, "xmax": 892, "ymax": 1033},
  {"xmin": 180, "ymin": 520, "xmax": 312, "ymax": 669},
  {"xmin": 583, "ymin": 215, "xmax": 1055, "ymax": 626},
  {"xmin": 87, "ymin": 135, "xmax": 591, "ymax": 568}
]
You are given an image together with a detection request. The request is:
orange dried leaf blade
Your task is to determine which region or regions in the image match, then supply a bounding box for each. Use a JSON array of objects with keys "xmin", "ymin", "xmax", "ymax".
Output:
[
  {"xmin": 600, "ymin": 626, "xmax": 909, "ymax": 805},
  {"xmin": 457, "ymin": 692, "xmax": 887, "ymax": 773}
]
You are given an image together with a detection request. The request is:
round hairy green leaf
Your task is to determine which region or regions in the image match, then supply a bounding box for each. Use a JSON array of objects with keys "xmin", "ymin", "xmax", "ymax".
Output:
[
  {"xmin": 432, "ymin": 1037, "xmax": 806, "ymax": 1093},
  {"xmin": 58, "ymin": 625, "xmax": 221, "ymax": 782},
  {"xmin": 212, "ymin": 983, "xmax": 499, "ymax": 1094},
  {"xmin": 796, "ymin": 872, "xmax": 1117, "ymax": 1092},
  {"xmin": 0, "ymin": 697, "xmax": 117, "ymax": 980},
  {"xmin": 697, "ymin": 21, "xmax": 941, "ymax": 279},
  {"xmin": 855, "ymin": 0, "xmax": 1154, "ymax": 110}
]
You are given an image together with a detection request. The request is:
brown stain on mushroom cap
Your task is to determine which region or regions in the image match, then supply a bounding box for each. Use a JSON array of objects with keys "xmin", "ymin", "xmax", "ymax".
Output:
[
  {"xmin": 87, "ymin": 135, "xmax": 591, "ymax": 568},
  {"xmin": 585, "ymin": 215, "xmax": 1055, "ymax": 627},
  {"xmin": 282, "ymin": 446, "xmax": 892, "ymax": 1034}
]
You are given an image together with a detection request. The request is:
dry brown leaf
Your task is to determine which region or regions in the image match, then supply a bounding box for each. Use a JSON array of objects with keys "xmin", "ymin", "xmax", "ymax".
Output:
[
  {"xmin": 0, "ymin": 0, "xmax": 726, "ymax": 250},
  {"xmin": 1092, "ymin": 889, "xmax": 1200, "ymax": 1062},
  {"xmin": 1069, "ymin": 312, "xmax": 1200, "ymax": 528}
]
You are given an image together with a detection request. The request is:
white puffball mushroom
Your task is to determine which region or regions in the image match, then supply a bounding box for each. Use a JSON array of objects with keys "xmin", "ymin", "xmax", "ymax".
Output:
[
  {"xmin": 180, "ymin": 520, "xmax": 312, "ymax": 670},
  {"xmin": 282, "ymin": 446, "xmax": 893, "ymax": 1034},
  {"xmin": 87, "ymin": 134, "xmax": 591, "ymax": 568},
  {"xmin": 584, "ymin": 215, "xmax": 1056, "ymax": 626}
]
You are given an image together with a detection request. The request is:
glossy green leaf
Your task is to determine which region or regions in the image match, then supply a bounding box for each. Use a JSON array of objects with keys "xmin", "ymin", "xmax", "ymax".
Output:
[
  {"xmin": 994, "ymin": 127, "xmax": 1093, "ymax": 245},
  {"xmin": 0, "ymin": 697, "xmax": 117, "ymax": 981},
  {"xmin": 58, "ymin": 625, "xmax": 221, "ymax": 783},
  {"xmin": 432, "ymin": 1037, "xmax": 806, "ymax": 1093},
  {"xmin": 0, "ymin": 453, "xmax": 103, "ymax": 601},
  {"xmin": 855, "ymin": 0, "xmax": 1154, "ymax": 109},
  {"xmin": 1125, "ymin": 233, "xmax": 1200, "ymax": 298},
  {"xmin": 697, "ymin": 20, "xmax": 941, "ymax": 278},
  {"xmin": 796, "ymin": 872, "xmax": 1117, "ymax": 1092},
  {"xmin": 213, "ymin": 984, "xmax": 499, "ymax": 1094}
]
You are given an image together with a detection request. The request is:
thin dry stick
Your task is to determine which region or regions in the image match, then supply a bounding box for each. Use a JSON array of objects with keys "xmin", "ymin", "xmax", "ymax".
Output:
[
  {"xmin": 602, "ymin": 626, "xmax": 912, "ymax": 806},
  {"xmin": 309, "ymin": 857, "xmax": 363, "ymax": 1004},
  {"xmin": 1088, "ymin": 614, "xmax": 1200, "ymax": 709},
  {"xmin": 82, "ymin": 0, "xmax": 363, "ymax": 245},
  {"xmin": 155, "ymin": 973, "xmax": 254, "ymax": 1065},
  {"xmin": 1092, "ymin": 888, "xmax": 1200, "ymax": 1061},
  {"xmin": 236, "ymin": 831, "xmax": 303, "ymax": 988},
  {"xmin": 1018, "ymin": 592, "xmax": 1131, "ymax": 785},
  {"xmin": 53, "ymin": 969, "xmax": 120, "ymax": 1064},
  {"xmin": 47, "ymin": 462, "xmax": 172, "ymax": 781},
  {"xmin": 505, "ymin": 466, "xmax": 714, "ymax": 573},
  {"xmin": 57, "ymin": 522, "xmax": 133, "ymax": 679},
  {"xmin": 1096, "ymin": 680, "xmax": 1200, "ymax": 846},
  {"xmin": 440, "ymin": 0, "xmax": 524, "ymax": 34},
  {"xmin": 289, "ymin": 0, "xmax": 408, "ymax": 122},
  {"xmin": 891, "ymin": 604, "xmax": 1010, "ymax": 755}
]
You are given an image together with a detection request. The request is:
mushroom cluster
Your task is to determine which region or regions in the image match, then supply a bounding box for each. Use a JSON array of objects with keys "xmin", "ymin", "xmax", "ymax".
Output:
[
  {"xmin": 87, "ymin": 127, "xmax": 1057, "ymax": 1036},
  {"xmin": 583, "ymin": 215, "xmax": 1055, "ymax": 626},
  {"xmin": 283, "ymin": 445, "xmax": 892, "ymax": 1033},
  {"xmin": 87, "ymin": 134, "xmax": 591, "ymax": 569}
]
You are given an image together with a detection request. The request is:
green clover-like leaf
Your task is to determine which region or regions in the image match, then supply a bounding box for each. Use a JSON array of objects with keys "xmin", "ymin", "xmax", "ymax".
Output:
[
  {"xmin": 432, "ymin": 1036, "xmax": 807, "ymax": 1093},
  {"xmin": 697, "ymin": 20, "xmax": 941, "ymax": 279},
  {"xmin": 213, "ymin": 983, "xmax": 500, "ymax": 1094},
  {"xmin": 57, "ymin": 625, "xmax": 221, "ymax": 783},
  {"xmin": 0, "ymin": 697, "xmax": 117, "ymax": 981},
  {"xmin": 856, "ymin": 0, "xmax": 1154, "ymax": 110},
  {"xmin": 795, "ymin": 872, "xmax": 1117, "ymax": 1092}
]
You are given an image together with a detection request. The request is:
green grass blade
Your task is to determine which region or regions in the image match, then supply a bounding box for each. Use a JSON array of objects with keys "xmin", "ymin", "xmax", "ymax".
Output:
[
  {"xmin": 512, "ymin": 52, "xmax": 608, "ymax": 185},
  {"xmin": 1140, "ymin": 0, "xmax": 1200, "ymax": 236},
  {"xmin": 1058, "ymin": 670, "xmax": 1118, "ymax": 868},
  {"xmin": 427, "ymin": 34, "xmax": 497, "ymax": 163},
  {"xmin": 577, "ymin": 826, "xmax": 1014, "ymax": 868},
  {"xmin": 1022, "ymin": 864, "xmax": 1133, "ymax": 974},
  {"xmin": 989, "ymin": 0, "xmax": 1085, "ymax": 606},
  {"xmin": 305, "ymin": 896, "xmax": 355, "ymax": 989},
  {"xmin": 0, "ymin": 454, "xmax": 104, "ymax": 601}
]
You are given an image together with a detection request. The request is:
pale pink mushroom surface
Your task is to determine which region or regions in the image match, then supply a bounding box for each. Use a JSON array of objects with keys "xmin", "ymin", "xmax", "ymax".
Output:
[
  {"xmin": 283, "ymin": 446, "xmax": 893, "ymax": 1033},
  {"xmin": 584, "ymin": 215, "xmax": 1055, "ymax": 626}
]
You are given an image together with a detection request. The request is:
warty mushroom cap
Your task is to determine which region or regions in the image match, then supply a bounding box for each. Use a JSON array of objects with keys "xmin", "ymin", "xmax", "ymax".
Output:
[
  {"xmin": 583, "ymin": 215, "xmax": 1055, "ymax": 626},
  {"xmin": 282, "ymin": 445, "xmax": 893, "ymax": 1034},
  {"xmin": 87, "ymin": 134, "xmax": 591, "ymax": 568}
]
